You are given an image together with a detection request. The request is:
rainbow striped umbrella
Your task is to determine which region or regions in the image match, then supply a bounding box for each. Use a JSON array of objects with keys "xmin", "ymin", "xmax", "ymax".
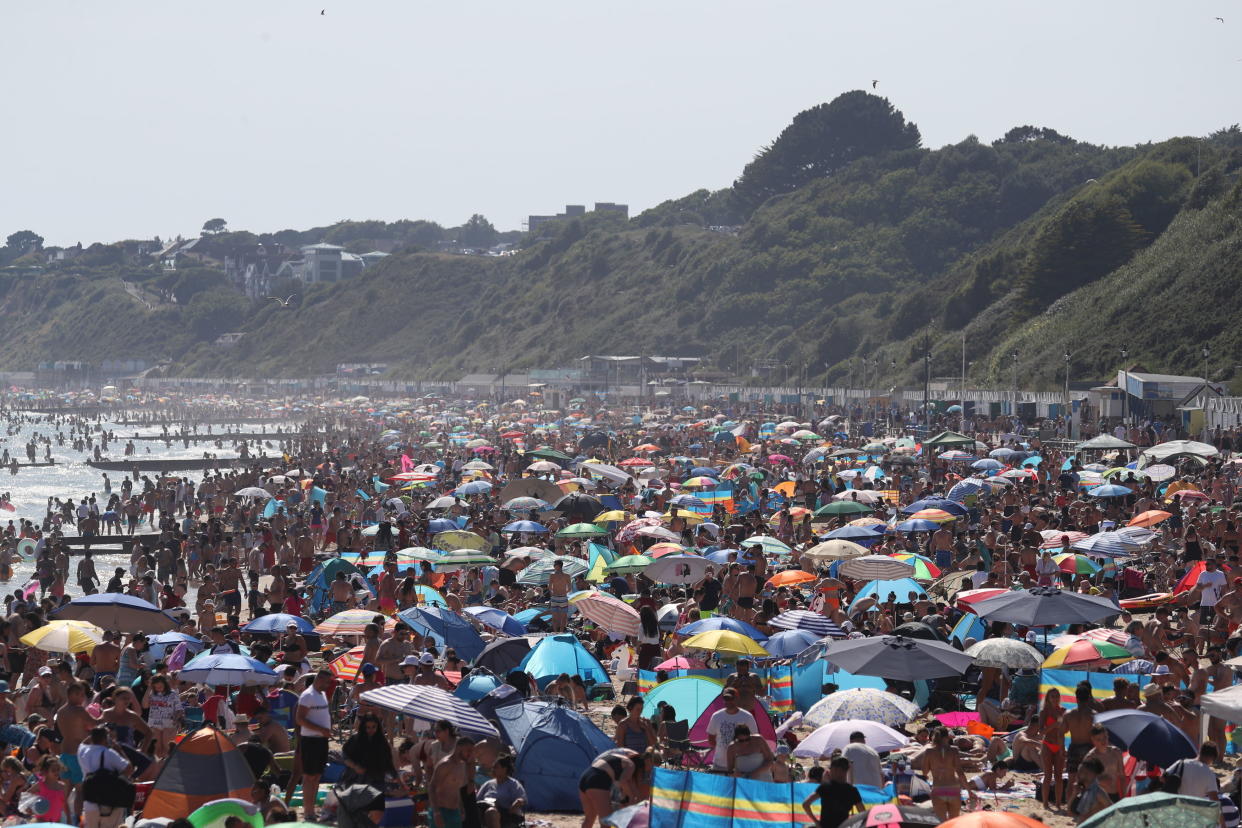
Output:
[
  {"xmin": 327, "ymin": 645, "xmax": 366, "ymax": 681},
  {"xmin": 1042, "ymin": 639, "xmax": 1133, "ymax": 668},
  {"xmin": 890, "ymin": 553, "xmax": 943, "ymax": 580},
  {"xmin": 1053, "ymin": 552, "xmax": 1102, "ymax": 576}
]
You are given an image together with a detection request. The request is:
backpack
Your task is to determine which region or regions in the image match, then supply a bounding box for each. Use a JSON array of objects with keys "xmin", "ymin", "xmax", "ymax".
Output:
[{"xmin": 82, "ymin": 749, "xmax": 136, "ymax": 810}]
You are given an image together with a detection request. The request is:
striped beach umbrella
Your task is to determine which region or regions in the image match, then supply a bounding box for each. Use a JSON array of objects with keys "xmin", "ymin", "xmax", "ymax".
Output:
[
  {"xmin": 568, "ymin": 590, "xmax": 641, "ymax": 637},
  {"xmin": 769, "ymin": 610, "xmax": 837, "ymax": 636},
  {"xmin": 840, "ymin": 555, "xmax": 915, "ymax": 582},
  {"xmin": 739, "ymin": 535, "xmax": 793, "ymax": 555},
  {"xmin": 360, "ymin": 685, "xmax": 499, "ymax": 739},
  {"xmin": 327, "ymin": 645, "xmax": 367, "ymax": 681},
  {"xmin": 890, "ymin": 553, "xmax": 943, "ymax": 580},
  {"xmin": 1042, "ymin": 639, "xmax": 1133, "ymax": 669},
  {"xmin": 315, "ymin": 609, "xmax": 395, "ymax": 637}
]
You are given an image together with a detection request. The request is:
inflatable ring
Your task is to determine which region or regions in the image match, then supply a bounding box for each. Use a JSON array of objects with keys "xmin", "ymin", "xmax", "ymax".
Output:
[
  {"xmin": 187, "ymin": 798, "xmax": 263, "ymax": 828},
  {"xmin": 1119, "ymin": 592, "xmax": 1175, "ymax": 611}
]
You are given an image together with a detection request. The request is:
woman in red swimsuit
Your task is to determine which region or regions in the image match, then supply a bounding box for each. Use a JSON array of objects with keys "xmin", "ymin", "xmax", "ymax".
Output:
[{"xmin": 1036, "ymin": 687, "xmax": 1066, "ymax": 810}]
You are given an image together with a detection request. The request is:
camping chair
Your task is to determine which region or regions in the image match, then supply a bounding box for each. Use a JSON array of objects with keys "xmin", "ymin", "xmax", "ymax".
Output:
[{"xmin": 662, "ymin": 720, "xmax": 705, "ymax": 767}]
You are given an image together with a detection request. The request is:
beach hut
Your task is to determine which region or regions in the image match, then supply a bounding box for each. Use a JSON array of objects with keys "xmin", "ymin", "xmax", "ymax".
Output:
[{"xmin": 143, "ymin": 728, "xmax": 255, "ymax": 819}]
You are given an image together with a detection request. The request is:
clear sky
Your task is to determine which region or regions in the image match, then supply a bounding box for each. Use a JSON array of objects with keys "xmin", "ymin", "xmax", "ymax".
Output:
[{"xmin": 3, "ymin": 1, "xmax": 1238, "ymax": 246}]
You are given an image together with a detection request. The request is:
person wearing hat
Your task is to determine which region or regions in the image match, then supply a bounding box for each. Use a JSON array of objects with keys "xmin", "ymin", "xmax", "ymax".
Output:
[
  {"xmin": 415, "ymin": 653, "xmax": 452, "ymax": 691},
  {"xmin": 399, "ymin": 654, "xmax": 421, "ymax": 684}
]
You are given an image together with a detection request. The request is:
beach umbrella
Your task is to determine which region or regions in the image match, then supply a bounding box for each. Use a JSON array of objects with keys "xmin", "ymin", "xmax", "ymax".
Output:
[
  {"xmin": 654, "ymin": 655, "xmax": 703, "ymax": 670},
  {"xmin": 643, "ymin": 555, "xmax": 710, "ymax": 585},
  {"xmin": 526, "ymin": 460, "xmax": 562, "ymax": 473},
  {"xmin": 646, "ymin": 542, "xmax": 689, "ymax": 558},
  {"xmin": 472, "ymin": 637, "xmax": 532, "ymax": 674},
  {"xmin": 241, "ymin": 613, "xmax": 313, "ymax": 635},
  {"xmin": 1079, "ymin": 792, "xmax": 1220, "ymax": 828},
  {"xmin": 681, "ymin": 630, "xmax": 769, "ymax": 658},
  {"xmin": 964, "ymin": 638, "xmax": 1044, "ymax": 670},
  {"xmin": 52, "ymin": 593, "xmax": 177, "ymax": 633},
  {"xmin": 971, "ymin": 586, "xmax": 1120, "ymax": 627},
  {"xmin": 892, "ymin": 519, "xmax": 941, "ymax": 533},
  {"xmin": 971, "ymin": 459, "xmax": 1004, "ymax": 471},
  {"xmin": 315, "ymin": 608, "xmax": 391, "ymax": 636},
  {"xmin": 1042, "ymin": 639, "xmax": 1133, "ymax": 668},
  {"xmin": 503, "ymin": 496, "xmax": 547, "ymax": 511},
  {"xmin": 1111, "ymin": 659, "xmax": 1155, "ymax": 675},
  {"xmin": 432, "ymin": 529, "xmax": 489, "ymax": 552},
  {"xmin": 1072, "ymin": 531, "xmax": 1150, "ymax": 556},
  {"xmin": 20, "ymin": 620, "xmax": 105, "ymax": 654},
  {"xmin": 1128, "ymin": 509, "xmax": 1173, "ymax": 528},
  {"xmin": 940, "ymin": 816, "xmax": 1052, "ymax": 828},
  {"xmin": 954, "ymin": 587, "xmax": 1009, "ymax": 613},
  {"xmin": 1093, "ymin": 710, "xmax": 1196, "ymax": 767},
  {"xmin": 178, "ymin": 652, "xmax": 279, "ymax": 686},
  {"xmin": 766, "ymin": 570, "xmax": 816, "ymax": 588},
  {"xmin": 605, "ymin": 554, "xmax": 653, "ymax": 575},
  {"xmin": 769, "ymin": 610, "xmax": 840, "ymax": 637},
  {"xmin": 815, "ymin": 501, "xmax": 872, "ymax": 517},
  {"xmin": 233, "ymin": 487, "xmax": 272, "ymax": 499},
  {"xmin": 360, "ymin": 685, "xmax": 498, "ymax": 739},
  {"xmin": 762, "ymin": 629, "xmax": 820, "ymax": 658},
  {"xmin": 427, "ymin": 496, "xmax": 465, "ymax": 509},
  {"xmin": 552, "ymin": 492, "xmax": 605, "ymax": 520},
  {"xmin": 794, "ymin": 719, "xmax": 910, "ymax": 757},
  {"xmin": 568, "ymin": 591, "xmax": 641, "ymax": 636},
  {"xmin": 947, "ymin": 478, "xmax": 986, "ymax": 501},
  {"xmin": 501, "ymin": 520, "xmax": 548, "ymax": 534},
  {"xmin": 557, "ymin": 522, "xmax": 609, "ymax": 538},
  {"xmin": 840, "ymin": 555, "xmax": 915, "ymax": 581},
  {"xmin": 889, "ymin": 552, "xmax": 942, "ymax": 580},
  {"xmin": 677, "ymin": 616, "xmax": 768, "ymax": 642},
  {"xmin": 327, "ymin": 645, "xmax": 366, "ymax": 681},
  {"xmin": 1052, "ymin": 552, "xmax": 1101, "ymax": 575},
  {"xmin": 739, "ymin": 535, "xmax": 793, "ymax": 555},
  {"xmin": 840, "ymin": 805, "xmax": 941, "ymax": 828},
  {"xmin": 822, "ymin": 635, "xmax": 973, "ymax": 680},
  {"xmin": 1141, "ymin": 465, "xmax": 1177, "ymax": 483},
  {"xmin": 463, "ymin": 606, "xmax": 526, "ymax": 636},
  {"xmin": 1089, "ymin": 484, "xmax": 1132, "ymax": 498},
  {"xmin": 804, "ymin": 688, "xmax": 920, "ymax": 728},
  {"xmin": 831, "ymin": 489, "xmax": 883, "ymax": 504},
  {"xmin": 433, "ymin": 550, "xmax": 495, "ymax": 571},
  {"xmin": 399, "ymin": 606, "xmax": 486, "ymax": 661},
  {"xmin": 802, "ymin": 539, "xmax": 869, "ymax": 561},
  {"xmin": 516, "ymin": 555, "xmax": 589, "ymax": 585},
  {"xmin": 901, "ymin": 498, "xmax": 969, "ymax": 516}
]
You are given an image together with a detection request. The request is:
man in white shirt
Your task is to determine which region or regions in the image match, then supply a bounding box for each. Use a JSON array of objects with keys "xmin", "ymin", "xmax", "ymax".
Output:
[
  {"xmin": 295, "ymin": 669, "xmax": 335, "ymax": 821},
  {"xmin": 78, "ymin": 725, "xmax": 132, "ymax": 828},
  {"xmin": 1196, "ymin": 558, "xmax": 1229, "ymax": 624},
  {"xmin": 706, "ymin": 689, "xmax": 757, "ymax": 771},
  {"xmin": 842, "ymin": 732, "xmax": 884, "ymax": 789}
]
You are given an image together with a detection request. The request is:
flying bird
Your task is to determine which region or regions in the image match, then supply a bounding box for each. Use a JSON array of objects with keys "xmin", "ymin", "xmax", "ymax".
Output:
[
  {"xmin": 1216, "ymin": 16, "xmax": 1224, "ymax": 22},
  {"xmin": 871, "ymin": 80, "xmax": 878, "ymax": 89},
  {"xmin": 321, "ymin": 9, "xmax": 325, "ymax": 14},
  {"xmin": 266, "ymin": 294, "xmax": 298, "ymax": 307}
]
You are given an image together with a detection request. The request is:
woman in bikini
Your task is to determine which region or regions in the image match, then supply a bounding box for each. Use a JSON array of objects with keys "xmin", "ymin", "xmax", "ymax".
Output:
[{"xmin": 1036, "ymin": 687, "xmax": 1066, "ymax": 810}]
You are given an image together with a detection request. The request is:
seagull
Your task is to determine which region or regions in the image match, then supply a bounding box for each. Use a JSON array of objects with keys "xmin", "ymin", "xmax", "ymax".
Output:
[
  {"xmin": 1085, "ymin": 178, "xmax": 1097, "ymax": 184},
  {"xmin": 321, "ymin": 8, "xmax": 325, "ymax": 14},
  {"xmin": 871, "ymin": 80, "xmax": 878, "ymax": 89},
  {"xmin": 1216, "ymin": 16, "xmax": 1225, "ymax": 22},
  {"xmin": 266, "ymin": 294, "xmax": 298, "ymax": 307}
]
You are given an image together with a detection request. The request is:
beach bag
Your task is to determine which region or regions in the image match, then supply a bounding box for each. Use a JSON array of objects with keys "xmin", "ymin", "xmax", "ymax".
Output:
[{"xmin": 82, "ymin": 751, "xmax": 136, "ymax": 810}]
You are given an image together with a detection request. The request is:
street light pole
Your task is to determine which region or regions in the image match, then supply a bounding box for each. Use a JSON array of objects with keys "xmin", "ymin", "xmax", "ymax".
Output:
[
  {"xmin": 922, "ymin": 332, "xmax": 931, "ymax": 434},
  {"xmin": 1011, "ymin": 351, "xmax": 1019, "ymax": 419},
  {"xmin": 1063, "ymin": 351, "xmax": 1071, "ymax": 436},
  {"xmin": 1120, "ymin": 347, "xmax": 1129, "ymax": 427}
]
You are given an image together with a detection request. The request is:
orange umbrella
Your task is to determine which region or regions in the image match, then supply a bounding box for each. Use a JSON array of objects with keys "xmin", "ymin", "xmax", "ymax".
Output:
[
  {"xmin": 1128, "ymin": 509, "xmax": 1172, "ymax": 528},
  {"xmin": 909, "ymin": 508, "xmax": 956, "ymax": 522},
  {"xmin": 327, "ymin": 645, "xmax": 366, "ymax": 681},
  {"xmin": 767, "ymin": 570, "xmax": 816, "ymax": 588},
  {"xmin": 773, "ymin": 481, "xmax": 798, "ymax": 497},
  {"xmin": 633, "ymin": 443, "xmax": 662, "ymax": 452},
  {"xmin": 940, "ymin": 814, "xmax": 1051, "ymax": 828},
  {"xmin": 647, "ymin": 542, "xmax": 688, "ymax": 558}
]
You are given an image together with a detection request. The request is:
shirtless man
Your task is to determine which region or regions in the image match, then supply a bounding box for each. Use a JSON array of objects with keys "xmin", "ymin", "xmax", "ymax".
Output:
[
  {"xmin": 55, "ymin": 681, "xmax": 97, "ymax": 821},
  {"xmin": 377, "ymin": 625, "xmax": 414, "ymax": 685},
  {"xmin": 378, "ymin": 560, "xmax": 399, "ymax": 615},
  {"xmin": 1063, "ymin": 684, "xmax": 1096, "ymax": 806},
  {"xmin": 724, "ymin": 658, "xmax": 764, "ymax": 712},
  {"xmin": 429, "ymin": 736, "xmax": 475, "ymax": 828},
  {"xmin": 330, "ymin": 571, "xmax": 355, "ymax": 612},
  {"xmin": 1200, "ymin": 647, "xmax": 1233, "ymax": 748},
  {"xmin": 91, "ymin": 631, "xmax": 120, "ymax": 688},
  {"xmin": 923, "ymin": 726, "xmax": 968, "ymax": 820},
  {"xmin": 549, "ymin": 560, "xmax": 570, "ymax": 633},
  {"xmin": 733, "ymin": 565, "xmax": 758, "ymax": 624},
  {"xmin": 1082, "ymin": 724, "xmax": 1125, "ymax": 801},
  {"xmin": 217, "ymin": 557, "xmax": 245, "ymax": 626}
]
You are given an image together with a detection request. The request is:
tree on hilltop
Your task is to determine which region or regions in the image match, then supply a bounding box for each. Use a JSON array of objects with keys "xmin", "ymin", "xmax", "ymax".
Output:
[
  {"xmin": 202, "ymin": 218, "xmax": 228, "ymax": 235},
  {"xmin": 731, "ymin": 91, "xmax": 922, "ymax": 215},
  {"xmin": 459, "ymin": 214, "xmax": 499, "ymax": 248}
]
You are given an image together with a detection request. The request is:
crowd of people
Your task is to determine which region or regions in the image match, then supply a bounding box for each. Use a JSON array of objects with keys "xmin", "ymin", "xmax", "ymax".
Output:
[{"xmin": 0, "ymin": 396, "xmax": 1234, "ymax": 828}]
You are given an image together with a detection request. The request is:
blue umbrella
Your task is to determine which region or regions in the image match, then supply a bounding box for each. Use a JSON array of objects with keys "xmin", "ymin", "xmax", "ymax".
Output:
[
  {"xmin": 849, "ymin": 578, "xmax": 927, "ymax": 613},
  {"xmin": 669, "ymin": 494, "xmax": 707, "ymax": 509},
  {"xmin": 947, "ymin": 479, "xmax": 985, "ymax": 501},
  {"xmin": 1094, "ymin": 709, "xmax": 1196, "ymax": 767},
  {"xmin": 52, "ymin": 593, "xmax": 177, "ymax": 633},
  {"xmin": 453, "ymin": 670, "xmax": 504, "ymax": 702},
  {"xmin": 765, "ymin": 630, "xmax": 825, "ymax": 658},
  {"xmin": 900, "ymin": 498, "xmax": 969, "ymax": 517},
  {"xmin": 1022, "ymin": 455, "xmax": 1044, "ymax": 467},
  {"xmin": 689, "ymin": 467, "xmax": 719, "ymax": 478},
  {"xmin": 241, "ymin": 613, "xmax": 313, "ymax": 634},
  {"xmin": 677, "ymin": 616, "xmax": 768, "ymax": 642},
  {"xmin": 428, "ymin": 518, "xmax": 460, "ymax": 533},
  {"xmin": 463, "ymin": 606, "xmax": 526, "ymax": 636},
  {"xmin": 705, "ymin": 548, "xmax": 754, "ymax": 565},
  {"xmin": 971, "ymin": 458, "xmax": 1004, "ymax": 471},
  {"xmin": 1089, "ymin": 484, "xmax": 1133, "ymax": 498},
  {"xmin": 989, "ymin": 448, "xmax": 1017, "ymax": 458},
  {"xmin": 398, "ymin": 606, "xmax": 486, "ymax": 661},
  {"xmin": 824, "ymin": 525, "xmax": 886, "ymax": 541},
  {"xmin": 178, "ymin": 653, "xmax": 279, "ymax": 686},
  {"xmin": 892, "ymin": 519, "xmax": 941, "ymax": 533},
  {"xmin": 501, "ymin": 520, "xmax": 548, "ymax": 534},
  {"xmin": 457, "ymin": 480, "xmax": 493, "ymax": 496},
  {"xmin": 147, "ymin": 632, "xmax": 206, "ymax": 661},
  {"xmin": 1111, "ymin": 659, "xmax": 1154, "ymax": 674}
]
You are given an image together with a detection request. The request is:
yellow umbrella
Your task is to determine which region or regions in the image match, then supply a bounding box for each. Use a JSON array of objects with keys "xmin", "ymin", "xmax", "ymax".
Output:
[
  {"xmin": 593, "ymin": 510, "xmax": 629, "ymax": 523},
  {"xmin": 681, "ymin": 630, "xmax": 769, "ymax": 658},
  {"xmin": 21, "ymin": 620, "xmax": 105, "ymax": 654},
  {"xmin": 663, "ymin": 510, "xmax": 706, "ymax": 524}
]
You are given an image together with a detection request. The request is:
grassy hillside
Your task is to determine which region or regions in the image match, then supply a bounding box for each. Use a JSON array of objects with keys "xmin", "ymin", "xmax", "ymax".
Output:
[{"xmin": 3, "ymin": 94, "xmax": 1240, "ymax": 388}]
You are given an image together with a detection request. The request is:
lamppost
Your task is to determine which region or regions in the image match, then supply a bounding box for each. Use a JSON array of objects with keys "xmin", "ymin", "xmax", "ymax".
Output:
[
  {"xmin": 890, "ymin": 359, "xmax": 898, "ymax": 431},
  {"xmin": 922, "ymin": 335, "xmax": 932, "ymax": 433},
  {"xmin": 1011, "ymin": 351, "xmax": 1019, "ymax": 419},
  {"xmin": 1203, "ymin": 345, "xmax": 1211, "ymax": 386},
  {"xmin": 1120, "ymin": 347, "xmax": 1129, "ymax": 427},
  {"xmin": 1063, "ymin": 351, "xmax": 1071, "ymax": 436}
]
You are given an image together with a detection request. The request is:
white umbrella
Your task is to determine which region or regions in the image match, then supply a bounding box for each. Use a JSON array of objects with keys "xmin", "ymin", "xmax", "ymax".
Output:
[
  {"xmin": 360, "ymin": 685, "xmax": 499, "ymax": 738},
  {"xmin": 964, "ymin": 638, "xmax": 1044, "ymax": 670},
  {"xmin": 233, "ymin": 487, "xmax": 272, "ymax": 499},
  {"xmin": 793, "ymin": 720, "xmax": 910, "ymax": 758},
  {"xmin": 801, "ymin": 540, "xmax": 869, "ymax": 562},
  {"xmin": 840, "ymin": 555, "xmax": 915, "ymax": 581},
  {"xmin": 527, "ymin": 460, "xmax": 562, "ymax": 473},
  {"xmin": 804, "ymin": 688, "xmax": 920, "ymax": 728},
  {"xmin": 643, "ymin": 555, "xmax": 710, "ymax": 585},
  {"xmin": 462, "ymin": 461, "xmax": 494, "ymax": 471}
]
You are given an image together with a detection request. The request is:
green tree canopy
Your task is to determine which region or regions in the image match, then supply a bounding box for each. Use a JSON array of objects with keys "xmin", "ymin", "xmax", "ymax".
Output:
[
  {"xmin": 202, "ymin": 218, "xmax": 228, "ymax": 235},
  {"xmin": 458, "ymin": 214, "xmax": 499, "ymax": 248},
  {"xmin": 731, "ymin": 91, "xmax": 922, "ymax": 215}
]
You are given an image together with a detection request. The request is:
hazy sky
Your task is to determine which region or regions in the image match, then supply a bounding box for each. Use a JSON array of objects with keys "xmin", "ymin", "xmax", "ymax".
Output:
[{"xmin": 3, "ymin": 1, "xmax": 1238, "ymax": 246}]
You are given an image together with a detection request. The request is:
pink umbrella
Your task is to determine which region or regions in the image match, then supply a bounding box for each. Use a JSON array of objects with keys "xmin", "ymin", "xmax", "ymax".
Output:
[
  {"xmin": 655, "ymin": 655, "xmax": 703, "ymax": 670},
  {"xmin": 768, "ymin": 454, "xmax": 793, "ymax": 464}
]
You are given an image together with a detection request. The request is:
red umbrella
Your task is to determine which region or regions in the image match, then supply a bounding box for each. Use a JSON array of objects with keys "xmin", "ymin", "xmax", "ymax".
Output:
[{"xmin": 955, "ymin": 588, "xmax": 1009, "ymax": 614}]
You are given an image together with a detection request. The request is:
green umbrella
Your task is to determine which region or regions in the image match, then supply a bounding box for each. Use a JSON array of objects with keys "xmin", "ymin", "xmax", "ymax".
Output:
[
  {"xmin": 432, "ymin": 550, "xmax": 495, "ymax": 572},
  {"xmin": 815, "ymin": 501, "xmax": 872, "ymax": 517},
  {"xmin": 527, "ymin": 448, "xmax": 574, "ymax": 463},
  {"xmin": 922, "ymin": 430, "xmax": 975, "ymax": 448},
  {"xmin": 606, "ymin": 554, "xmax": 653, "ymax": 575},
  {"xmin": 557, "ymin": 522, "xmax": 610, "ymax": 538},
  {"xmin": 1080, "ymin": 791, "xmax": 1220, "ymax": 828}
]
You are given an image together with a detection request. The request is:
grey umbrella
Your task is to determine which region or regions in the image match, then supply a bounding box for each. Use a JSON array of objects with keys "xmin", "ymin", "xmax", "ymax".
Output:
[
  {"xmin": 822, "ymin": 634, "xmax": 974, "ymax": 681},
  {"xmin": 970, "ymin": 586, "xmax": 1120, "ymax": 627}
]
